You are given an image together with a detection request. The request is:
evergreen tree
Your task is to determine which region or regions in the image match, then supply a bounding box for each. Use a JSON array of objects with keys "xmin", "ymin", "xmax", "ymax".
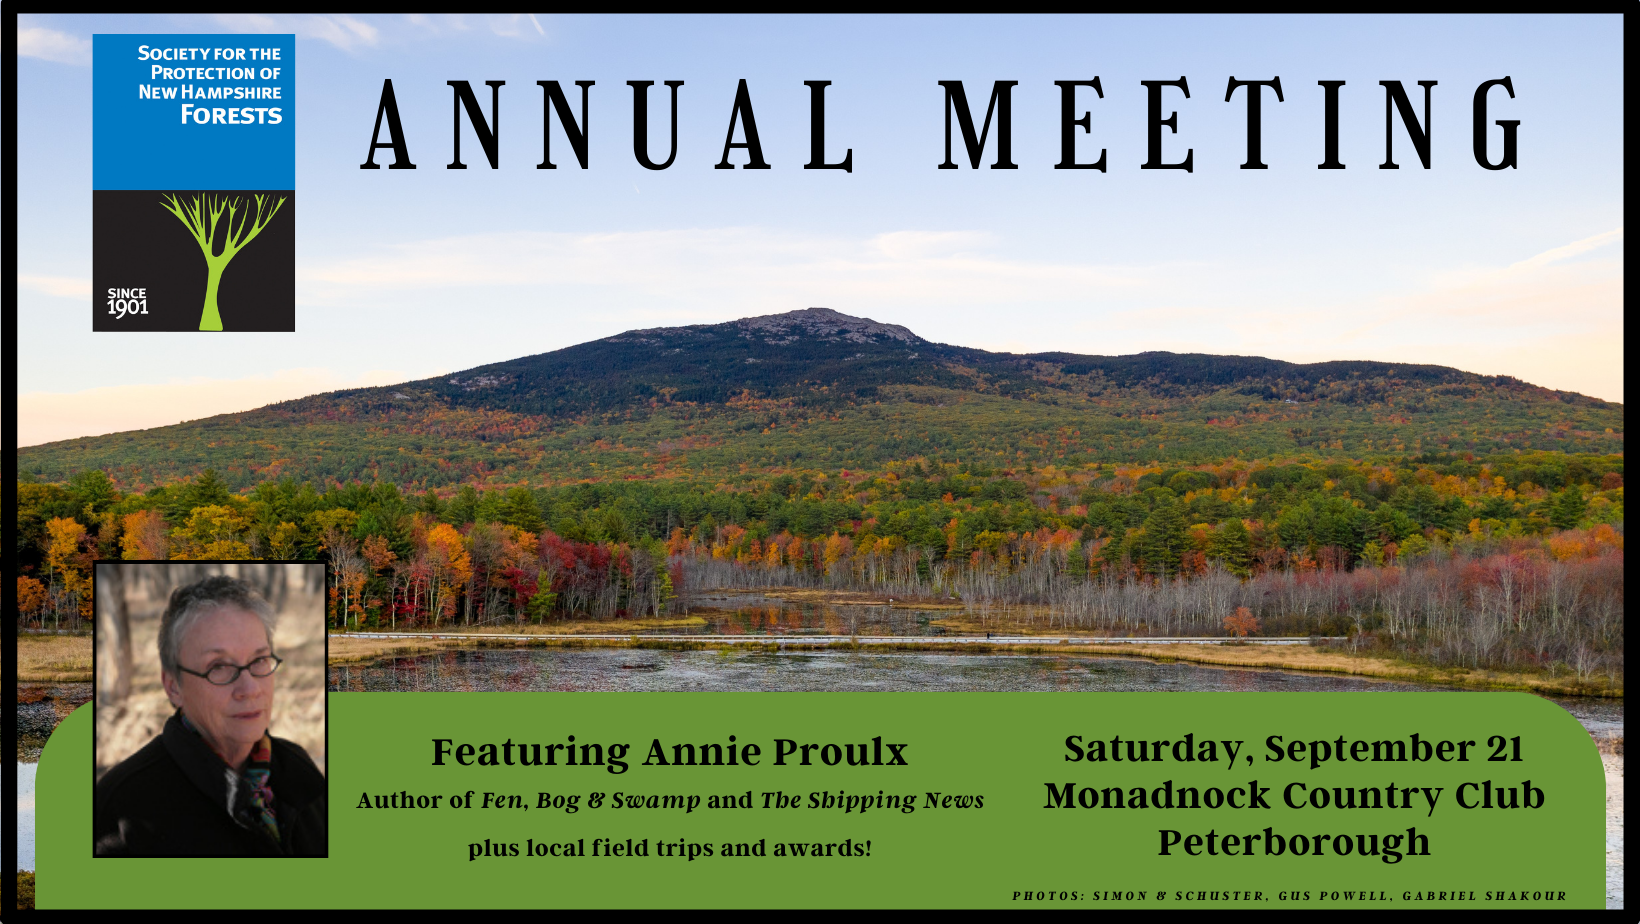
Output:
[
  {"xmin": 1550, "ymin": 487, "xmax": 1587, "ymax": 530},
  {"xmin": 168, "ymin": 468, "xmax": 232, "ymax": 521},
  {"xmin": 68, "ymin": 469, "xmax": 118, "ymax": 518},
  {"xmin": 419, "ymin": 488, "xmax": 446, "ymax": 520},
  {"xmin": 527, "ymin": 586, "xmax": 558, "ymax": 623},
  {"xmin": 1064, "ymin": 542, "xmax": 1088, "ymax": 582},
  {"xmin": 445, "ymin": 484, "xmax": 480, "ymax": 525},
  {"xmin": 502, "ymin": 487, "xmax": 544, "ymax": 532},
  {"xmin": 1208, "ymin": 517, "xmax": 1252, "ymax": 576},
  {"xmin": 1139, "ymin": 499, "xmax": 1188, "ymax": 577},
  {"xmin": 475, "ymin": 489, "xmax": 506, "ymax": 525}
]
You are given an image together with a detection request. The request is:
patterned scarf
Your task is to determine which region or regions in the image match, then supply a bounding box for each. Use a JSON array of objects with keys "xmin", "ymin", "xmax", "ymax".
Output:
[
  {"xmin": 242, "ymin": 736, "xmax": 281, "ymax": 845},
  {"xmin": 181, "ymin": 712, "xmax": 282, "ymax": 845}
]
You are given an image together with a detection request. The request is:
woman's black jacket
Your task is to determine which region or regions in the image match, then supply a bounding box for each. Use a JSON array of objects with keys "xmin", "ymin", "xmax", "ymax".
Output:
[{"xmin": 94, "ymin": 711, "xmax": 327, "ymax": 857}]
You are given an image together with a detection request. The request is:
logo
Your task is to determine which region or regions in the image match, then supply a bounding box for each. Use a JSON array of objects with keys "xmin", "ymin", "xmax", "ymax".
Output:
[
  {"xmin": 92, "ymin": 189, "xmax": 295, "ymax": 332},
  {"xmin": 159, "ymin": 192, "xmax": 287, "ymax": 330},
  {"xmin": 92, "ymin": 34, "xmax": 295, "ymax": 332}
]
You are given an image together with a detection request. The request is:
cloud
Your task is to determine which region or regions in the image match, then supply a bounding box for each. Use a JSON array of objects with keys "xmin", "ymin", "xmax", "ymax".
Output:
[
  {"xmin": 300, "ymin": 226, "xmax": 1148, "ymax": 310},
  {"xmin": 17, "ymin": 27, "xmax": 91, "ymax": 66},
  {"xmin": 20, "ymin": 275, "xmax": 91, "ymax": 300},
  {"xmin": 211, "ymin": 14, "xmax": 380, "ymax": 51},
  {"xmin": 345, "ymin": 14, "xmax": 541, "ymax": 41},
  {"xmin": 406, "ymin": 14, "xmax": 470, "ymax": 34},
  {"xmin": 1510, "ymin": 227, "xmax": 1624, "ymax": 272},
  {"xmin": 1332, "ymin": 228, "xmax": 1623, "ymax": 336},
  {"xmin": 488, "ymin": 15, "xmax": 530, "ymax": 38},
  {"xmin": 1255, "ymin": 229, "xmax": 1624, "ymax": 402},
  {"xmin": 1071, "ymin": 227, "xmax": 1625, "ymax": 402},
  {"xmin": 19, "ymin": 368, "xmax": 412, "ymax": 447},
  {"xmin": 870, "ymin": 230, "xmax": 993, "ymax": 261},
  {"xmin": 297, "ymin": 223, "xmax": 1622, "ymax": 402}
]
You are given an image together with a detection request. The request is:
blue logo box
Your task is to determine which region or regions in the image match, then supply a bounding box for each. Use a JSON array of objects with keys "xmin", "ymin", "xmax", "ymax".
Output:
[{"xmin": 93, "ymin": 33, "xmax": 294, "ymax": 190}]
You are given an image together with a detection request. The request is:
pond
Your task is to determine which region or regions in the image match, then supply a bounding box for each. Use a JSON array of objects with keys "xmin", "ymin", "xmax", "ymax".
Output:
[
  {"xmin": 15, "ymin": 763, "xmax": 36, "ymax": 872},
  {"xmin": 520, "ymin": 593, "xmax": 1113, "ymax": 637},
  {"xmin": 17, "ymin": 682, "xmax": 91, "ymax": 876},
  {"xmin": 327, "ymin": 646, "xmax": 1618, "ymax": 718}
]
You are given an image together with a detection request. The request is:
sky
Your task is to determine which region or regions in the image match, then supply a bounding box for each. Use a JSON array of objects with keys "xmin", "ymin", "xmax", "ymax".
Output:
[{"xmin": 15, "ymin": 14, "xmax": 1625, "ymax": 446}]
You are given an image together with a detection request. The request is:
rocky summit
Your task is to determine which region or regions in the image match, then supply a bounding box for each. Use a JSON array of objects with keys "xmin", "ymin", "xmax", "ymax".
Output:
[{"xmin": 734, "ymin": 307, "xmax": 919, "ymax": 346}]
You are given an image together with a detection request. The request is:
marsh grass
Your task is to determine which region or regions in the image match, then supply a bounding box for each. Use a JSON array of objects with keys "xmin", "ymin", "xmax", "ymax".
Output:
[
  {"xmin": 327, "ymin": 617, "xmax": 710, "ymax": 663},
  {"xmin": 18, "ymin": 635, "xmax": 93, "ymax": 682},
  {"xmin": 1074, "ymin": 642, "xmax": 1621, "ymax": 697}
]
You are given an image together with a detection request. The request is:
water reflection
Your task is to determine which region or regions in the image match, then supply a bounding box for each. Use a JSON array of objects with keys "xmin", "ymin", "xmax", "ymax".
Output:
[
  {"xmin": 17, "ymin": 763, "xmax": 36, "ymax": 871},
  {"xmin": 327, "ymin": 644, "xmax": 1624, "ymax": 797},
  {"xmin": 327, "ymin": 646, "xmax": 1618, "ymax": 722}
]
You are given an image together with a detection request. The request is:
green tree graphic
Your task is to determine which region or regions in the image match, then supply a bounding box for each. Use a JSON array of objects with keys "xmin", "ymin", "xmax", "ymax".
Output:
[{"xmin": 160, "ymin": 193, "xmax": 286, "ymax": 331}]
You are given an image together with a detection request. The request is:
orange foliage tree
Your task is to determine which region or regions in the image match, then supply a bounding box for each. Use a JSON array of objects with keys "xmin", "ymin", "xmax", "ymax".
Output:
[
  {"xmin": 1223, "ymin": 606, "xmax": 1261, "ymax": 638},
  {"xmin": 44, "ymin": 517, "xmax": 93, "ymax": 622},
  {"xmin": 120, "ymin": 509, "xmax": 170, "ymax": 560},
  {"xmin": 424, "ymin": 522, "xmax": 473, "ymax": 626},
  {"xmin": 17, "ymin": 576, "xmax": 48, "ymax": 623}
]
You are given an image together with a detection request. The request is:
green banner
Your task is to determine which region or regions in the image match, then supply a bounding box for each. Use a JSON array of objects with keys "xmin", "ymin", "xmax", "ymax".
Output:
[{"xmin": 43, "ymin": 692, "xmax": 1602, "ymax": 907}]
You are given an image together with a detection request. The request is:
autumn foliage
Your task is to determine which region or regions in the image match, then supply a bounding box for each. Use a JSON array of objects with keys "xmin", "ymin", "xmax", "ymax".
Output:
[
  {"xmin": 1223, "ymin": 607, "xmax": 1261, "ymax": 638},
  {"xmin": 10, "ymin": 451, "xmax": 1624, "ymax": 684}
]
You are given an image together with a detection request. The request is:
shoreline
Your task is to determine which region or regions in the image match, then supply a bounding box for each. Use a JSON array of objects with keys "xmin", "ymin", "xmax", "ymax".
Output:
[
  {"xmin": 323, "ymin": 632, "xmax": 1621, "ymax": 699},
  {"xmin": 18, "ymin": 624, "xmax": 1620, "ymax": 698}
]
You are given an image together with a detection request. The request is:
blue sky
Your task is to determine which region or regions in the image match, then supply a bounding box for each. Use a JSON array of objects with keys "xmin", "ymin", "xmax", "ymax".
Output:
[{"xmin": 16, "ymin": 14, "xmax": 1624, "ymax": 445}]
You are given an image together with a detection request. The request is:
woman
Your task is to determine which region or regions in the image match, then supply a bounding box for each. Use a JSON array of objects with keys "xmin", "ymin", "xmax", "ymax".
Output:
[{"xmin": 94, "ymin": 575, "xmax": 327, "ymax": 856}]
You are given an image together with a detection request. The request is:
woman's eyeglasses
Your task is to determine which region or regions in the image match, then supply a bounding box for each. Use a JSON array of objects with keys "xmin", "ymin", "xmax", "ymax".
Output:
[{"xmin": 178, "ymin": 654, "xmax": 283, "ymax": 685}]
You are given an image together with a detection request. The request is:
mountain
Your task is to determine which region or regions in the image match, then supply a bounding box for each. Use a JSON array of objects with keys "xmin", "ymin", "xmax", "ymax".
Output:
[
  {"xmin": 18, "ymin": 308, "xmax": 1623, "ymax": 490},
  {"xmin": 258, "ymin": 307, "xmax": 1523, "ymax": 414}
]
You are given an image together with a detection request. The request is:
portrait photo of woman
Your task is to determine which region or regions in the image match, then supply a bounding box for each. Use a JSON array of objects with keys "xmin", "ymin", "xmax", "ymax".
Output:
[{"xmin": 93, "ymin": 564, "xmax": 327, "ymax": 857}]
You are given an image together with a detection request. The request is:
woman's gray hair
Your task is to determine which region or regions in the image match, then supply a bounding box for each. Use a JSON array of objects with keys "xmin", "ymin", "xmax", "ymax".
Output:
[{"xmin": 158, "ymin": 575, "xmax": 278, "ymax": 677}]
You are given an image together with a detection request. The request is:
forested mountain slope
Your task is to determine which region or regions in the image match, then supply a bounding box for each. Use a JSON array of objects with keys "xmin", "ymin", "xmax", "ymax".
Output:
[{"xmin": 19, "ymin": 307, "xmax": 1622, "ymax": 491}]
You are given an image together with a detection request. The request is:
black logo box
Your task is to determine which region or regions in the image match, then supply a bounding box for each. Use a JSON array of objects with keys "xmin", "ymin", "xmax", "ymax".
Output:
[{"xmin": 93, "ymin": 189, "xmax": 295, "ymax": 332}]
